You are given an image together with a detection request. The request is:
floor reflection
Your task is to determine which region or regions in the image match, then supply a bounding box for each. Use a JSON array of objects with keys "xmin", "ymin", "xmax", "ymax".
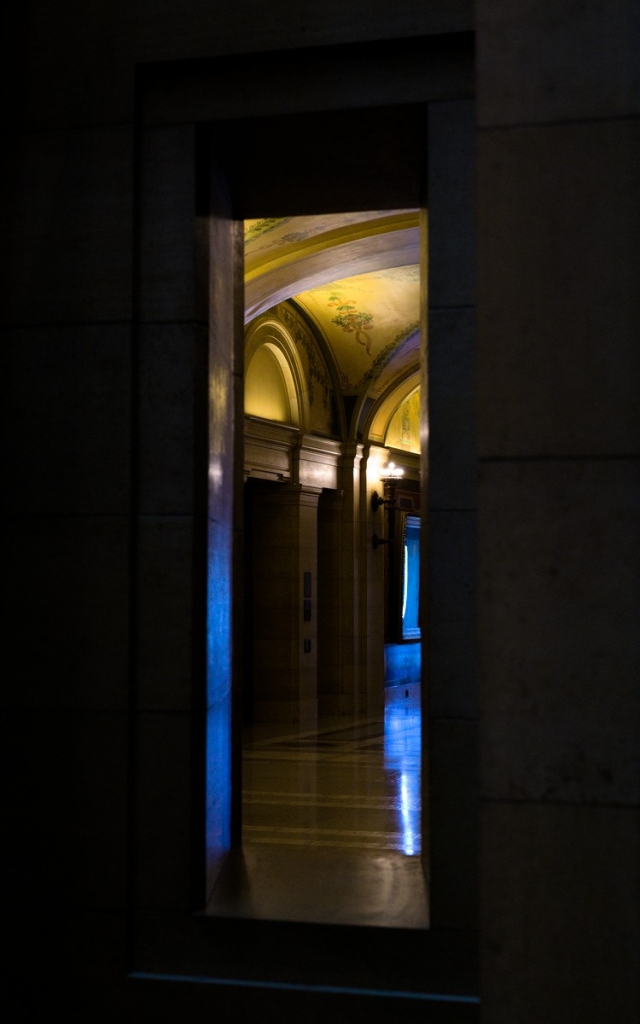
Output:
[
  {"xmin": 242, "ymin": 683, "xmax": 421, "ymax": 855},
  {"xmin": 384, "ymin": 684, "xmax": 421, "ymax": 855}
]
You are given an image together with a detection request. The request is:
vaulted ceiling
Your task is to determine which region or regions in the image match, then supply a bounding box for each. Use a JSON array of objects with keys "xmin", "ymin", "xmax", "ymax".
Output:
[{"xmin": 244, "ymin": 212, "xmax": 423, "ymax": 445}]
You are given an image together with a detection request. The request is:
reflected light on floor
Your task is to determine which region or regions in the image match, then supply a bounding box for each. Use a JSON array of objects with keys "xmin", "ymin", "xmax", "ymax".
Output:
[
  {"xmin": 384, "ymin": 684, "xmax": 421, "ymax": 855},
  {"xmin": 207, "ymin": 683, "xmax": 426, "ymax": 927}
]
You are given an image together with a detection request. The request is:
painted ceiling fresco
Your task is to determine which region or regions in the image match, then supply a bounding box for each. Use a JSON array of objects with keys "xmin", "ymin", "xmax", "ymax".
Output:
[
  {"xmin": 385, "ymin": 387, "xmax": 421, "ymax": 454},
  {"xmin": 294, "ymin": 267, "xmax": 420, "ymax": 396},
  {"xmin": 244, "ymin": 212, "xmax": 422, "ymax": 435}
]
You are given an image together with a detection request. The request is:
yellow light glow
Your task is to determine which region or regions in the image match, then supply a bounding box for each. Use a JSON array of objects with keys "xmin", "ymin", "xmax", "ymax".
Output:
[{"xmin": 245, "ymin": 346, "xmax": 291, "ymax": 423}]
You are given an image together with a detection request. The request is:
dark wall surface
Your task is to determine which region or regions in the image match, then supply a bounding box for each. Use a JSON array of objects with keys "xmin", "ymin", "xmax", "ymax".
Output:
[{"xmin": 5, "ymin": 2, "xmax": 639, "ymax": 1022}]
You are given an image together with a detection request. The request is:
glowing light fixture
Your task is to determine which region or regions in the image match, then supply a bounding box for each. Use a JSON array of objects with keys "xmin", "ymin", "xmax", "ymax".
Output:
[
  {"xmin": 381, "ymin": 460, "xmax": 404, "ymax": 482},
  {"xmin": 371, "ymin": 461, "xmax": 405, "ymax": 512}
]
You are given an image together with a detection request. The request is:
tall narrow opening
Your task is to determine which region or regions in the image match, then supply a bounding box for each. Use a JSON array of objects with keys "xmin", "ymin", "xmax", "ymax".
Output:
[
  {"xmin": 207, "ymin": 206, "xmax": 428, "ymax": 928},
  {"xmin": 136, "ymin": 44, "xmax": 477, "ymax": 993}
]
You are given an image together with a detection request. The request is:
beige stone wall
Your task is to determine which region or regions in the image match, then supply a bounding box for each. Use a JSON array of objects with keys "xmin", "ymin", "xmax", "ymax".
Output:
[{"xmin": 476, "ymin": 3, "xmax": 640, "ymax": 1021}]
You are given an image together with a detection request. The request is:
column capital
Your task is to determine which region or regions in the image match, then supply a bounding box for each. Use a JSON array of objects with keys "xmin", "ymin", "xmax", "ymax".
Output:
[{"xmin": 341, "ymin": 441, "xmax": 364, "ymax": 464}]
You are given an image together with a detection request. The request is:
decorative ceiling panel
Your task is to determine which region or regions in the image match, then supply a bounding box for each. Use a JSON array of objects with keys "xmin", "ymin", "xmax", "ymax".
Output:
[
  {"xmin": 294, "ymin": 266, "xmax": 420, "ymax": 396},
  {"xmin": 244, "ymin": 213, "xmax": 423, "ymax": 420}
]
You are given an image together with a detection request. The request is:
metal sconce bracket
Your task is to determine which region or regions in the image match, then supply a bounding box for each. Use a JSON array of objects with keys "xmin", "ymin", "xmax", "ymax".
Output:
[
  {"xmin": 372, "ymin": 533, "xmax": 392, "ymax": 550},
  {"xmin": 371, "ymin": 490, "xmax": 391, "ymax": 512}
]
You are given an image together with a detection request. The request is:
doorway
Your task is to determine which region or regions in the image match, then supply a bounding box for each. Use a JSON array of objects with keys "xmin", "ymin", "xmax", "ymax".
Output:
[
  {"xmin": 208, "ymin": 198, "xmax": 428, "ymax": 926},
  {"xmin": 196, "ymin": 95, "xmax": 476, "ymax": 938},
  {"xmin": 134, "ymin": 38, "xmax": 477, "ymax": 996}
]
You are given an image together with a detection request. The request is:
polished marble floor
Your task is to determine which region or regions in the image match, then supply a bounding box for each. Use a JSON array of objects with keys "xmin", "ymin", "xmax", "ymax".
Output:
[
  {"xmin": 242, "ymin": 683, "xmax": 421, "ymax": 856},
  {"xmin": 208, "ymin": 684, "xmax": 427, "ymax": 928}
]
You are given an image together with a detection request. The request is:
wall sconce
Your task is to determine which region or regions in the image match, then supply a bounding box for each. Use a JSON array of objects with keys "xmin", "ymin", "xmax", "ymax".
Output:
[
  {"xmin": 371, "ymin": 461, "xmax": 404, "ymax": 511},
  {"xmin": 372, "ymin": 533, "xmax": 391, "ymax": 550},
  {"xmin": 371, "ymin": 490, "xmax": 392, "ymax": 512},
  {"xmin": 372, "ymin": 462, "xmax": 404, "ymax": 548},
  {"xmin": 381, "ymin": 461, "xmax": 404, "ymax": 482}
]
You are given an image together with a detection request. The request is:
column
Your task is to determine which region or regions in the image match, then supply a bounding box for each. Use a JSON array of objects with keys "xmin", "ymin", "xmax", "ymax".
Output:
[
  {"xmin": 250, "ymin": 483, "xmax": 320, "ymax": 726},
  {"xmin": 336, "ymin": 443, "xmax": 364, "ymax": 716},
  {"xmin": 317, "ymin": 488, "xmax": 344, "ymax": 717}
]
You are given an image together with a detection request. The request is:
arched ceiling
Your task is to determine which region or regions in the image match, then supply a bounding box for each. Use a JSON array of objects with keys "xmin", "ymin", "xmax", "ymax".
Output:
[{"xmin": 244, "ymin": 212, "xmax": 422, "ymax": 438}]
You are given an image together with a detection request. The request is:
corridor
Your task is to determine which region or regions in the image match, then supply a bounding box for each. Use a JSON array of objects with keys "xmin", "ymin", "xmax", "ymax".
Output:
[
  {"xmin": 207, "ymin": 683, "xmax": 427, "ymax": 929},
  {"xmin": 243, "ymin": 681, "xmax": 421, "ymax": 855}
]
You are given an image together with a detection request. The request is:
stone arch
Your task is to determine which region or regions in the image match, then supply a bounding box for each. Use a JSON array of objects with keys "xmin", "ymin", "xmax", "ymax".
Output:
[
  {"xmin": 244, "ymin": 316, "xmax": 311, "ymax": 433},
  {"xmin": 362, "ymin": 370, "xmax": 423, "ymax": 452}
]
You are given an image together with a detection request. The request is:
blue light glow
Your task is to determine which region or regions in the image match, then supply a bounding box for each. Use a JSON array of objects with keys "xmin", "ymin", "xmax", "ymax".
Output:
[
  {"xmin": 384, "ymin": 685, "xmax": 421, "ymax": 855},
  {"xmin": 130, "ymin": 972, "xmax": 480, "ymax": 1004},
  {"xmin": 206, "ymin": 519, "xmax": 233, "ymax": 868}
]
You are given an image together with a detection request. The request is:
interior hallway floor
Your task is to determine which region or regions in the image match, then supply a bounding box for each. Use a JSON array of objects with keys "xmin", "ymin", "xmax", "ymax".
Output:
[{"xmin": 208, "ymin": 683, "xmax": 428, "ymax": 928}]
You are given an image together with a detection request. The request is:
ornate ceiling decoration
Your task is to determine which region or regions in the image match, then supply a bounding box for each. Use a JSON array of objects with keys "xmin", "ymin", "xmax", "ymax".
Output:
[{"xmin": 244, "ymin": 212, "xmax": 423, "ymax": 442}]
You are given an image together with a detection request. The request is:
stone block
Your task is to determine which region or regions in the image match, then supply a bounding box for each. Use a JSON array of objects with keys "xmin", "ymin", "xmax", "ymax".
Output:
[
  {"xmin": 7, "ymin": 126, "xmax": 133, "ymax": 325},
  {"xmin": 17, "ymin": 0, "xmax": 133, "ymax": 130},
  {"xmin": 481, "ymin": 801, "xmax": 640, "ymax": 1024},
  {"xmin": 6, "ymin": 516, "xmax": 129, "ymax": 710},
  {"xmin": 2, "ymin": 710, "xmax": 128, "ymax": 910},
  {"xmin": 5, "ymin": 324, "xmax": 131, "ymax": 516},
  {"xmin": 139, "ymin": 322, "xmax": 204, "ymax": 516},
  {"xmin": 479, "ymin": 458, "xmax": 640, "ymax": 804},
  {"xmin": 136, "ymin": 515, "xmax": 201, "ymax": 711},
  {"xmin": 428, "ymin": 509, "xmax": 478, "ymax": 719},
  {"xmin": 428, "ymin": 99, "xmax": 476, "ymax": 309},
  {"xmin": 133, "ymin": 711, "xmax": 196, "ymax": 911},
  {"xmin": 139, "ymin": 124, "xmax": 197, "ymax": 323},
  {"xmin": 478, "ymin": 0, "xmax": 640, "ymax": 127},
  {"xmin": 429, "ymin": 718, "xmax": 479, "ymax": 930},
  {"xmin": 428, "ymin": 307, "xmax": 476, "ymax": 510},
  {"xmin": 477, "ymin": 119, "xmax": 640, "ymax": 458}
]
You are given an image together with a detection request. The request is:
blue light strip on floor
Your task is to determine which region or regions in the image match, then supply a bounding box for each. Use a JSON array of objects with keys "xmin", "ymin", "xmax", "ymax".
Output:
[{"xmin": 130, "ymin": 972, "xmax": 480, "ymax": 1003}]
